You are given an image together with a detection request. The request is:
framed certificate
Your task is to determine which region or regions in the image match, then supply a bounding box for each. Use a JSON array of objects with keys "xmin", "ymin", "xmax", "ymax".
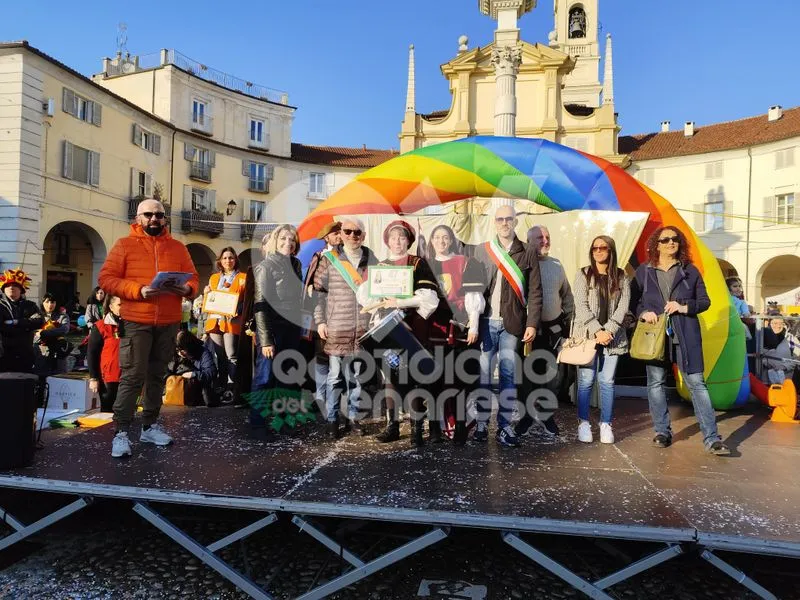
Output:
[
  {"xmin": 203, "ymin": 290, "xmax": 239, "ymax": 317},
  {"xmin": 367, "ymin": 265, "xmax": 413, "ymax": 299}
]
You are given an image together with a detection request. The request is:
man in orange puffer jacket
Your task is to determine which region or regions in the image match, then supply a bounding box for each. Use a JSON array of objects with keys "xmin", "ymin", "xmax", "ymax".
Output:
[{"xmin": 99, "ymin": 199, "xmax": 199, "ymax": 458}]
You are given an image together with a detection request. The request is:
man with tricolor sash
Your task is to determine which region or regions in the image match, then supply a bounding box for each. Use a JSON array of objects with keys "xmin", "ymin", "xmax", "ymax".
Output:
[
  {"xmin": 313, "ymin": 217, "xmax": 377, "ymax": 439},
  {"xmin": 473, "ymin": 205, "xmax": 543, "ymax": 447}
]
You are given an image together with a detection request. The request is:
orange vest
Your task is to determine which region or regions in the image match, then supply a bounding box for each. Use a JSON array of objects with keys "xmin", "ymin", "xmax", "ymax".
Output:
[{"xmin": 204, "ymin": 271, "xmax": 247, "ymax": 335}]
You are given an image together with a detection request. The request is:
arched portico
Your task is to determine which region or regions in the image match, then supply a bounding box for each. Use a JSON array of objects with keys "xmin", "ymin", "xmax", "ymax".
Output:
[{"xmin": 41, "ymin": 221, "xmax": 107, "ymax": 308}]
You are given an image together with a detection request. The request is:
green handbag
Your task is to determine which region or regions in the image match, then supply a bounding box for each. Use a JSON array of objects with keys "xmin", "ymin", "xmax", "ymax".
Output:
[{"xmin": 630, "ymin": 314, "xmax": 667, "ymax": 361}]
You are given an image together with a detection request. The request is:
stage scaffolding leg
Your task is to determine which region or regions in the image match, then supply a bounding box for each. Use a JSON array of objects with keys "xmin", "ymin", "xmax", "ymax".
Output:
[
  {"xmin": 295, "ymin": 526, "xmax": 449, "ymax": 600},
  {"xmin": 0, "ymin": 497, "xmax": 90, "ymax": 552},
  {"xmin": 700, "ymin": 549, "xmax": 778, "ymax": 600},
  {"xmin": 503, "ymin": 532, "xmax": 614, "ymax": 600},
  {"xmin": 593, "ymin": 543, "xmax": 683, "ymax": 589},
  {"xmin": 133, "ymin": 502, "xmax": 275, "ymax": 600},
  {"xmin": 292, "ymin": 515, "xmax": 366, "ymax": 568}
]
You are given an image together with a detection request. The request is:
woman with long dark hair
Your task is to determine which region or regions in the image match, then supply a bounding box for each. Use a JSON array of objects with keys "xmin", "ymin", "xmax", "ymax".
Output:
[
  {"xmin": 425, "ymin": 224, "xmax": 485, "ymax": 445},
  {"xmin": 85, "ymin": 287, "xmax": 105, "ymax": 329},
  {"xmin": 35, "ymin": 293, "xmax": 71, "ymax": 376},
  {"xmin": 633, "ymin": 226, "xmax": 730, "ymax": 455},
  {"xmin": 87, "ymin": 295, "xmax": 123, "ymax": 412},
  {"xmin": 204, "ymin": 247, "xmax": 247, "ymax": 391},
  {"xmin": 571, "ymin": 235, "xmax": 630, "ymax": 444}
]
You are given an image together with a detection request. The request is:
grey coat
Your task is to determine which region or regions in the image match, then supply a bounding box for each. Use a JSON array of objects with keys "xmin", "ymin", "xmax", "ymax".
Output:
[{"xmin": 570, "ymin": 267, "xmax": 631, "ymax": 356}]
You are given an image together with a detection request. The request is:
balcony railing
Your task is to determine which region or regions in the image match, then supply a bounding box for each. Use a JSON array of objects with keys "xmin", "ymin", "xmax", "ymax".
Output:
[
  {"xmin": 190, "ymin": 114, "xmax": 214, "ymax": 135},
  {"xmin": 190, "ymin": 161, "xmax": 212, "ymax": 182},
  {"xmin": 181, "ymin": 209, "xmax": 223, "ymax": 236},
  {"xmin": 241, "ymin": 222, "xmax": 276, "ymax": 243},
  {"xmin": 127, "ymin": 198, "xmax": 172, "ymax": 223},
  {"xmin": 248, "ymin": 178, "xmax": 270, "ymax": 193},
  {"xmin": 307, "ymin": 185, "xmax": 335, "ymax": 200}
]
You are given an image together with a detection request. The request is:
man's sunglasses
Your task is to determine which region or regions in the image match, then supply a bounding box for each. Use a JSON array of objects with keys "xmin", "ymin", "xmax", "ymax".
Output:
[
  {"xmin": 658, "ymin": 235, "xmax": 680, "ymax": 244},
  {"xmin": 495, "ymin": 216, "xmax": 515, "ymax": 223},
  {"xmin": 342, "ymin": 228, "xmax": 362, "ymax": 237},
  {"xmin": 139, "ymin": 211, "xmax": 166, "ymax": 220}
]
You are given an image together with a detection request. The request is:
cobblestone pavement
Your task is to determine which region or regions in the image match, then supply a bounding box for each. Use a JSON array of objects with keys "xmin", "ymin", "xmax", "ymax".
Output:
[{"xmin": 1, "ymin": 491, "xmax": 797, "ymax": 600}]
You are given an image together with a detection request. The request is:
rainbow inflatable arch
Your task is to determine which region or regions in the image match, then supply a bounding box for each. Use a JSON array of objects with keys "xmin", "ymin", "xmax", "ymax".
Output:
[{"xmin": 298, "ymin": 136, "xmax": 749, "ymax": 409}]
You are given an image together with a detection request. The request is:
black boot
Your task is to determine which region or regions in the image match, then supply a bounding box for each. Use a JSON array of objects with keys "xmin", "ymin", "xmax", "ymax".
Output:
[
  {"xmin": 348, "ymin": 419, "xmax": 366, "ymax": 436},
  {"xmin": 411, "ymin": 419, "xmax": 425, "ymax": 448},
  {"xmin": 428, "ymin": 420, "xmax": 444, "ymax": 444},
  {"xmin": 453, "ymin": 420, "xmax": 467, "ymax": 447},
  {"xmin": 375, "ymin": 410, "xmax": 400, "ymax": 443},
  {"xmin": 326, "ymin": 415, "xmax": 340, "ymax": 440}
]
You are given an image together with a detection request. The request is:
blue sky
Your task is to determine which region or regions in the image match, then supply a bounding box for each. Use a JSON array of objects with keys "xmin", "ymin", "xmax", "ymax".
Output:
[{"xmin": 3, "ymin": 0, "xmax": 797, "ymax": 150}]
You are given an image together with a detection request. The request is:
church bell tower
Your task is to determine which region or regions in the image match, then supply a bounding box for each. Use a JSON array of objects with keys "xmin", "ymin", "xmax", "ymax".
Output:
[{"xmin": 550, "ymin": 0, "xmax": 602, "ymax": 107}]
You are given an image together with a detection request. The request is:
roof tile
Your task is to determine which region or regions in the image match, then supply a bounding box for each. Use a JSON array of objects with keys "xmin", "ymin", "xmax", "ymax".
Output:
[{"xmin": 290, "ymin": 143, "xmax": 398, "ymax": 168}]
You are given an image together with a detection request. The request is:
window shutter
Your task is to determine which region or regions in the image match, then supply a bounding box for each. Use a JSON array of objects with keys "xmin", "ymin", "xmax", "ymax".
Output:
[
  {"xmin": 209, "ymin": 150, "xmax": 216, "ymax": 168},
  {"xmin": 145, "ymin": 173, "xmax": 153, "ymax": 197},
  {"xmin": 132, "ymin": 124, "xmax": 142, "ymax": 146},
  {"xmin": 62, "ymin": 141, "xmax": 73, "ymax": 179},
  {"xmin": 242, "ymin": 160, "xmax": 251, "ymax": 176},
  {"xmin": 693, "ymin": 203, "xmax": 704, "ymax": 232},
  {"xmin": 723, "ymin": 201, "xmax": 733, "ymax": 231},
  {"xmin": 62, "ymin": 88, "xmax": 76, "ymax": 116},
  {"xmin": 92, "ymin": 103, "xmax": 102, "ymax": 126},
  {"xmin": 263, "ymin": 132, "xmax": 271, "ymax": 151},
  {"xmin": 763, "ymin": 196, "xmax": 774, "ymax": 227},
  {"xmin": 266, "ymin": 164, "xmax": 275, "ymax": 180},
  {"xmin": 208, "ymin": 189, "xmax": 216, "ymax": 212},
  {"xmin": 183, "ymin": 184, "xmax": 192, "ymax": 210},
  {"xmin": 152, "ymin": 134, "xmax": 161, "ymax": 155},
  {"xmin": 787, "ymin": 149, "xmax": 796, "ymax": 168},
  {"xmin": 184, "ymin": 143, "xmax": 195, "ymax": 161},
  {"xmin": 90, "ymin": 151, "xmax": 100, "ymax": 187},
  {"xmin": 130, "ymin": 167, "xmax": 138, "ymax": 197}
]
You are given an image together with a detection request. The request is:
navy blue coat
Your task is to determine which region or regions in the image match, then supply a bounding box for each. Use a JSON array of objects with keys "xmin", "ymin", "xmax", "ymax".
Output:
[{"xmin": 632, "ymin": 262, "xmax": 710, "ymax": 375}]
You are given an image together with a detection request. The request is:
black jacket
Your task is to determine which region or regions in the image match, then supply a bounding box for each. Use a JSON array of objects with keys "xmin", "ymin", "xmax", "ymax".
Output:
[
  {"xmin": 0, "ymin": 294, "xmax": 43, "ymax": 372},
  {"xmin": 474, "ymin": 237, "xmax": 543, "ymax": 338},
  {"xmin": 253, "ymin": 254, "xmax": 303, "ymax": 348}
]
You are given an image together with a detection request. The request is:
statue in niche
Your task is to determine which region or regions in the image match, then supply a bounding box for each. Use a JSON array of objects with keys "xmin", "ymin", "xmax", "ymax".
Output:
[{"xmin": 568, "ymin": 7, "xmax": 587, "ymax": 39}]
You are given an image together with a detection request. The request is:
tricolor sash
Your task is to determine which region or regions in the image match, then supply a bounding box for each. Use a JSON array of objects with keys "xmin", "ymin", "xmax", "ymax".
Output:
[
  {"xmin": 323, "ymin": 249, "xmax": 363, "ymax": 292},
  {"xmin": 485, "ymin": 239, "xmax": 526, "ymax": 305}
]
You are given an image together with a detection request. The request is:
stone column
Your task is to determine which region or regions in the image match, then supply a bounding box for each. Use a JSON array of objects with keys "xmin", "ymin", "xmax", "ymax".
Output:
[{"xmin": 491, "ymin": 43, "xmax": 523, "ymax": 137}]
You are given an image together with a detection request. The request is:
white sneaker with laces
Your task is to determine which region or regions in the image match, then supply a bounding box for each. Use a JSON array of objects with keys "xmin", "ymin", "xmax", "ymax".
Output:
[
  {"xmin": 577, "ymin": 420, "xmax": 593, "ymax": 443},
  {"xmin": 140, "ymin": 424, "xmax": 173, "ymax": 446},
  {"xmin": 111, "ymin": 432, "xmax": 132, "ymax": 458},
  {"xmin": 599, "ymin": 422, "xmax": 614, "ymax": 444}
]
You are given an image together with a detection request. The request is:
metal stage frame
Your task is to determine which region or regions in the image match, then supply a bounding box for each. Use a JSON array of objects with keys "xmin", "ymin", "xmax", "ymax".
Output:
[{"xmin": 2, "ymin": 402, "xmax": 798, "ymax": 599}]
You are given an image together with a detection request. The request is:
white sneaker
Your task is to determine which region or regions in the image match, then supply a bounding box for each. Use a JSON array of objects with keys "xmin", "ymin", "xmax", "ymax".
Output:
[
  {"xmin": 577, "ymin": 420, "xmax": 593, "ymax": 443},
  {"xmin": 140, "ymin": 424, "xmax": 173, "ymax": 446},
  {"xmin": 600, "ymin": 422, "xmax": 615, "ymax": 444},
  {"xmin": 111, "ymin": 432, "xmax": 132, "ymax": 458}
]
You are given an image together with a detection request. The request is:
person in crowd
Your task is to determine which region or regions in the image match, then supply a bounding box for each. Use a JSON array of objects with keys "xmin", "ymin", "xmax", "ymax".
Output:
[
  {"xmin": 368, "ymin": 220, "xmax": 440, "ymax": 446},
  {"xmin": 515, "ymin": 225, "xmax": 574, "ymax": 438},
  {"xmin": 87, "ymin": 294, "xmax": 123, "ymax": 412},
  {"xmin": 0, "ymin": 269, "xmax": 43, "ymax": 373},
  {"xmin": 172, "ymin": 329, "xmax": 219, "ymax": 407},
  {"xmin": 304, "ymin": 222, "xmax": 342, "ymax": 427},
  {"xmin": 726, "ymin": 277, "xmax": 751, "ymax": 318},
  {"xmin": 425, "ymin": 224, "xmax": 485, "ymax": 446},
  {"xmin": 570, "ymin": 236, "xmax": 630, "ymax": 444},
  {"xmin": 99, "ymin": 198, "xmax": 199, "ymax": 458},
  {"xmin": 34, "ymin": 293, "xmax": 71, "ymax": 377},
  {"xmin": 632, "ymin": 226, "xmax": 730, "ymax": 455},
  {"xmin": 192, "ymin": 294, "xmax": 207, "ymax": 337},
  {"xmin": 204, "ymin": 247, "xmax": 247, "ymax": 393},
  {"xmin": 85, "ymin": 287, "xmax": 105, "ymax": 329},
  {"xmin": 760, "ymin": 316, "xmax": 799, "ymax": 385},
  {"xmin": 473, "ymin": 205, "xmax": 543, "ymax": 447},
  {"xmin": 313, "ymin": 218, "xmax": 376, "ymax": 439},
  {"xmin": 252, "ymin": 225, "xmax": 304, "ymax": 434}
]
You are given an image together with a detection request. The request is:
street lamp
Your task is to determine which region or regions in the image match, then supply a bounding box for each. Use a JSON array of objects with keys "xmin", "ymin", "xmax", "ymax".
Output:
[{"xmin": 226, "ymin": 199, "xmax": 237, "ymax": 216}]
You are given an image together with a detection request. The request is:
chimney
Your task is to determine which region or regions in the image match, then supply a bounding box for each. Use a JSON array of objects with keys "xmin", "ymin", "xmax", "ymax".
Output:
[
  {"xmin": 768, "ymin": 105, "xmax": 783, "ymax": 122},
  {"xmin": 661, "ymin": 121, "xmax": 670, "ymax": 132},
  {"xmin": 684, "ymin": 121, "xmax": 695, "ymax": 137},
  {"xmin": 102, "ymin": 57, "xmax": 110, "ymax": 74},
  {"xmin": 362, "ymin": 144, "xmax": 367, "ymax": 151}
]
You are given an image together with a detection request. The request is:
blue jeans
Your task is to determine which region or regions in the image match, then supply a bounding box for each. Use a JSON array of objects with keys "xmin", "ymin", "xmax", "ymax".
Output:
[
  {"xmin": 251, "ymin": 324, "xmax": 299, "ymax": 428},
  {"xmin": 313, "ymin": 356, "xmax": 329, "ymax": 410},
  {"xmin": 479, "ymin": 319, "xmax": 519, "ymax": 428},
  {"xmin": 577, "ymin": 350, "xmax": 619, "ymax": 424},
  {"xmin": 326, "ymin": 355, "xmax": 362, "ymax": 422},
  {"xmin": 646, "ymin": 363, "xmax": 721, "ymax": 448}
]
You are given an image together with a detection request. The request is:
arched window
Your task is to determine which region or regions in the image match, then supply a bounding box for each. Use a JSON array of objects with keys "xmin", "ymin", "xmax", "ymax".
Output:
[{"xmin": 568, "ymin": 6, "xmax": 587, "ymax": 39}]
